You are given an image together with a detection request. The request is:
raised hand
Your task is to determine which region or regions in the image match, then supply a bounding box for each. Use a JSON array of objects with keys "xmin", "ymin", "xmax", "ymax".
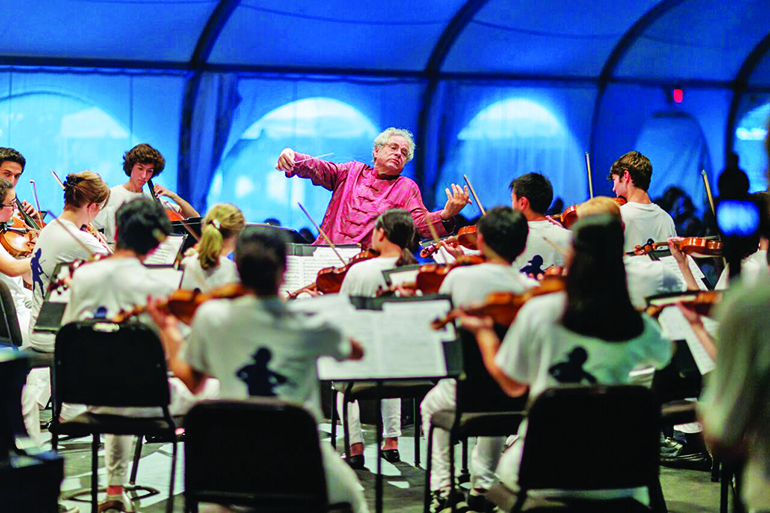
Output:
[
  {"xmin": 440, "ymin": 184, "xmax": 471, "ymax": 220},
  {"xmin": 276, "ymin": 148, "xmax": 296, "ymax": 173}
]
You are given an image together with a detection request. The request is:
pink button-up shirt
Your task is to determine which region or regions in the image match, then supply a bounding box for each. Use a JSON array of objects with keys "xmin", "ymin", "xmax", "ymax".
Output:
[{"xmin": 287, "ymin": 154, "xmax": 450, "ymax": 246}]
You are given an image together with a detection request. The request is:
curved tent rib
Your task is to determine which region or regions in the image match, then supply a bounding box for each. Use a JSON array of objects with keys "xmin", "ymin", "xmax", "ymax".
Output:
[
  {"xmin": 588, "ymin": 0, "xmax": 687, "ymax": 160},
  {"xmin": 725, "ymin": 31, "xmax": 770, "ymax": 159}
]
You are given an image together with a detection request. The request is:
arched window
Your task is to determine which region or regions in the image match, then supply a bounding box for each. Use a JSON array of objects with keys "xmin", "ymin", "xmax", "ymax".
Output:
[
  {"xmin": 734, "ymin": 102, "xmax": 769, "ymax": 192},
  {"xmin": 207, "ymin": 97, "xmax": 378, "ymax": 229},
  {"xmin": 634, "ymin": 111, "xmax": 712, "ymax": 211},
  {"xmin": 0, "ymin": 92, "xmax": 130, "ymax": 216},
  {"xmin": 434, "ymin": 97, "xmax": 585, "ymax": 214}
]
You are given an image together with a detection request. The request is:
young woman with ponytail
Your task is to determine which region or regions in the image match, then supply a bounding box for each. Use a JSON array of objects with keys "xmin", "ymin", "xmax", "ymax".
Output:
[
  {"xmin": 336, "ymin": 208, "xmax": 417, "ymax": 468},
  {"xmin": 180, "ymin": 203, "xmax": 245, "ymax": 291}
]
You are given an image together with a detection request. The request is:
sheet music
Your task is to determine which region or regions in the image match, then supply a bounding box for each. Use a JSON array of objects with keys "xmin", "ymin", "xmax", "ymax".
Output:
[
  {"xmin": 281, "ymin": 246, "xmax": 362, "ymax": 296},
  {"xmin": 657, "ymin": 306, "xmax": 716, "ymax": 375},
  {"xmin": 658, "ymin": 255, "xmax": 708, "ymax": 291},
  {"xmin": 144, "ymin": 234, "xmax": 186, "ymax": 266},
  {"xmin": 385, "ymin": 268, "xmax": 420, "ymax": 286},
  {"xmin": 317, "ymin": 299, "xmax": 451, "ymax": 380}
]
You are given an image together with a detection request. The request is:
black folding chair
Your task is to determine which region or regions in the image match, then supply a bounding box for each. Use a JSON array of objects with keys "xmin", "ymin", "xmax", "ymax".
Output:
[
  {"xmin": 184, "ymin": 398, "xmax": 350, "ymax": 513},
  {"xmin": 488, "ymin": 385, "xmax": 667, "ymax": 512},
  {"xmin": 51, "ymin": 320, "xmax": 179, "ymax": 513},
  {"xmin": 423, "ymin": 327, "xmax": 527, "ymax": 513},
  {"xmin": 0, "ymin": 280, "xmax": 53, "ymax": 369}
]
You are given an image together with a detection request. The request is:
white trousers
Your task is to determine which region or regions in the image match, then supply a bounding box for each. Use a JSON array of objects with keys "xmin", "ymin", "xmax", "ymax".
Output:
[
  {"xmin": 336, "ymin": 394, "xmax": 401, "ymax": 446},
  {"xmin": 93, "ymin": 377, "xmax": 220, "ymax": 487},
  {"xmin": 420, "ymin": 379, "xmax": 504, "ymax": 492}
]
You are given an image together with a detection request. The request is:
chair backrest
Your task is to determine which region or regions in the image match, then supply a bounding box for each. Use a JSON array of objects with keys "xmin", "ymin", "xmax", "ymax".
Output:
[
  {"xmin": 184, "ymin": 399, "xmax": 328, "ymax": 512},
  {"xmin": 0, "ymin": 280, "xmax": 24, "ymax": 347},
  {"xmin": 455, "ymin": 327, "xmax": 528, "ymax": 414},
  {"xmin": 0, "ymin": 352, "xmax": 30, "ymax": 451},
  {"xmin": 53, "ymin": 321, "xmax": 171, "ymax": 408},
  {"xmin": 519, "ymin": 385, "xmax": 660, "ymax": 491}
]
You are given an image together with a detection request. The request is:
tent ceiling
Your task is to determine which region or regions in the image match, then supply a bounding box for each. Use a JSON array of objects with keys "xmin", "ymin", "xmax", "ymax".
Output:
[
  {"xmin": 442, "ymin": 0, "xmax": 659, "ymax": 77},
  {"xmin": 0, "ymin": 0, "xmax": 217, "ymax": 63},
  {"xmin": 1, "ymin": 0, "xmax": 768, "ymax": 86}
]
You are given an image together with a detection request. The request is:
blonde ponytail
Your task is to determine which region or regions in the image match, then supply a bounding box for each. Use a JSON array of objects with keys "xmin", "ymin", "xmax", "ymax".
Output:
[{"xmin": 198, "ymin": 203, "xmax": 246, "ymax": 271}]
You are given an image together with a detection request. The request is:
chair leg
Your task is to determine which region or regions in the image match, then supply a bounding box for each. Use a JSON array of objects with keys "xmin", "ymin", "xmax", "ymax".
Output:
[
  {"xmin": 460, "ymin": 438, "xmax": 469, "ymax": 484},
  {"xmin": 331, "ymin": 389, "xmax": 338, "ymax": 450},
  {"xmin": 721, "ymin": 465, "xmax": 731, "ymax": 513},
  {"xmin": 711, "ymin": 455, "xmax": 721, "ymax": 482},
  {"xmin": 414, "ymin": 399, "xmax": 421, "ymax": 467},
  {"xmin": 129, "ymin": 435, "xmax": 143, "ymax": 486},
  {"xmin": 167, "ymin": 439, "xmax": 177, "ymax": 513},
  {"xmin": 648, "ymin": 478, "xmax": 668, "ymax": 513},
  {"xmin": 343, "ymin": 394, "xmax": 352, "ymax": 460},
  {"xmin": 511, "ymin": 489, "xmax": 527, "ymax": 513},
  {"xmin": 449, "ymin": 431, "xmax": 456, "ymax": 513},
  {"xmin": 91, "ymin": 434, "xmax": 99, "ymax": 513},
  {"xmin": 424, "ymin": 423, "xmax": 435, "ymax": 513}
]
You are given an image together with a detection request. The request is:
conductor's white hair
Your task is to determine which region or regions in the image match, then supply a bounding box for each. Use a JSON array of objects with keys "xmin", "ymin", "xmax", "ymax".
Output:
[{"xmin": 373, "ymin": 128, "xmax": 415, "ymax": 162}]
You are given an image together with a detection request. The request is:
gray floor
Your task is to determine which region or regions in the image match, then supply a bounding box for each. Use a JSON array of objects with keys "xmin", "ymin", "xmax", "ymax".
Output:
[{"xmin": 45, "ymin": 420, "xmax": 733, "ymax": 512}]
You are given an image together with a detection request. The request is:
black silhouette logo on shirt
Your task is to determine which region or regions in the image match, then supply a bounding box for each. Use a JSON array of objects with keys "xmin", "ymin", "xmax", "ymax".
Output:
[
  {"xmin": 31, "ymin": 249, "xmax": 45, "ymax": 295},
  {"xmin": 548, "ymin": 347, "xmax": 597, "ymax": 384},
  {"xmin": 237, "ymin": 347, "xmax": 288, "ymax": 397},
  {"xmin": 520, "ymin": 255, "xmax": 545, "ymax": 276}
]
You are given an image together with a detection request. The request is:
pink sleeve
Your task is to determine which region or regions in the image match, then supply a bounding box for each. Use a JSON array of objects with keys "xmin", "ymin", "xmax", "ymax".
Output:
[
  {"xmin": 404, "ymin": 184, "xmax": 449, "ymax": 238},
  {"xmin": 285, "ymin": 153, "xmax": 349, "ymax": 191}
]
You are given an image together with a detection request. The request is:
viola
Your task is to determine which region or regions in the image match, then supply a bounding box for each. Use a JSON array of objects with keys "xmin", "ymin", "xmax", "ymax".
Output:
[
  {"xmin": 420, "ymin": 226, "xmax": 478, "ymax": 258},
  {"xmin": 632, "ymin": 237, "xmax": 722, "ymax": 258},
  {"xmin": 431, "ymin": 276, "xmax": 566, "ymax": 330},
  {"xmin": 414, "ymin": 254, "xmax": 485, "ymax": 294},
  {"xmin": 0, "ymin": 213, "xmax": 38, "ymax": 258},
  {"xmin": 112, "ymin": 282, "xmax": 248, "ymax": 325},
  {"xmin": 645, "ymin": 290, "xmax": 723, "ymax": 319}
]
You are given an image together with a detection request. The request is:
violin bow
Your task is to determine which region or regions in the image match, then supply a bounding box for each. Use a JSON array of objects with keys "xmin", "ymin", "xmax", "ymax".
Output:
[
  {"xmin": 463, "ymin": 174, "xmax": 485, "ymax": 216},
  {"xmin": 585, "ymin": 152, "xmax": 594, "ymax": 200},
  {"xmin": 29, "ymin": 180, "xmax": 45, "ymax": 229},
  {"xmin": 297, "ymin": 202, "xmax": 346, "ymax": 266},
  {"xmin": 542, "ymin": 236, "xmax": 567, "ymax": 257},
  {"xmin": 53, "ymin": 217, "xmax": 97, "ymax": 260},
  {"xmin": 701, "ymin": 169, "xmax": 728, "ymax": 268}
]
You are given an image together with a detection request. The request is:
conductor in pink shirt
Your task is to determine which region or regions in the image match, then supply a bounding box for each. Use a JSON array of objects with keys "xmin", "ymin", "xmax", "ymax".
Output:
[{"xmin": 275, "ymin": 127, "xmax": 471, "ymax": 246}]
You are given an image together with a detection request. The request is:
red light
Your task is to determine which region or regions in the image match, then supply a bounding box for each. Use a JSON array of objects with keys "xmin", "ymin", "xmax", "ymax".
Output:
[{"xmin": 673, "ymin": 89, "xmax": 683, "ymax": 103}]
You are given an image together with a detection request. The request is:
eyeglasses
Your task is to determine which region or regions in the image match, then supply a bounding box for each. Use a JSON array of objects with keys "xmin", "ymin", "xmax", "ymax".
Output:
[{"xmin": 0, "ymin": 204, "xmax": 15, "ymax": 209}]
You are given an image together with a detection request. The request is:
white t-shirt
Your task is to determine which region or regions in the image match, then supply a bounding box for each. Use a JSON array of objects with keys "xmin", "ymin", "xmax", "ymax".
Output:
[
  {"xmin": 624, "ymin": 254, "xmax": 684, "ymax": 309},
  {"xmin": 92, "ymin": 184, "xmax": 181, "ymax": 244},
  {"xmin": 715, "ymin": 249, "xmax": 768, "ymax": 290},
  {"xmin": 29, "ymin": 219, "xmax": 109, "ymax": 352},
  {"xmin": 339, "ymin": 256, "xmax": 399, "ymax": 297},
  {"xmin": 180, "ymin": 255, "xmax": 238, "ymax": 292},
  {"xmin": 0, "ymin": 244, "xmax": 32, "ymax": 343},
  {"xmin": 495, "ymin": 291, "xmax": 672, "ymax": 497},
  {"xmin": 513, "ymin": 220, "xmax": 571, "ymax": 275},
  {"xmin": 183, "ymin": 295, "xmax": 350, "ymax": 421},
  {"xmin": 620, "ymin": 202, "xmax": 677, "ymax": 253},
  {"xmin": 438, "ymin": 262, "xmax": 538, "ymax": 307},
  {"xmin": 62, "ymin": 257, "xmax": 178, "ymax": 328}
]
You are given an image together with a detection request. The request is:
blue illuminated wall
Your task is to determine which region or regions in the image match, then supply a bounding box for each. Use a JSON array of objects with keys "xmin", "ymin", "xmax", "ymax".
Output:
[{"xmin": 0, "ymin": 70, "xmax": 184, "ymax": 218}]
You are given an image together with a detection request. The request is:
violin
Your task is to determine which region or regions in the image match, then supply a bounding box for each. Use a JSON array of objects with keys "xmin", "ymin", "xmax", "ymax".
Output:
[
  {"xmin": 556, "ymin": 196, "xmax": 627, "ymax": 229},
  {"xmin": 286, "ymin": 248, "xmax": 379, "ymax": 299},
  {"xmin": 47, "ymin": 253, "xmax": 113, "ymax": 294},
  {"xmin": 431, "ymin": 276, "xmax": 566, "ymax": 330},
  {"xmin": 414, "ymin": 254, "xmax": 485, "ymax": 294},
  {"xmin": 420, "ymin": 226, "xmax": 478, "ymax": 258},
  {"xmin": 632, "ymin": 237, "xmax": 722, "ymax": 258},
  {"xmin": 112, "ymin": 282, "xmax": 248, "ymax": 325},
  {"xmin": 0, "ymin": 213, "xmax": 38, "ymax": 258},
  {"xmin": 645, "ymin": 290, "xmax": 722, "ymax": 319}
]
